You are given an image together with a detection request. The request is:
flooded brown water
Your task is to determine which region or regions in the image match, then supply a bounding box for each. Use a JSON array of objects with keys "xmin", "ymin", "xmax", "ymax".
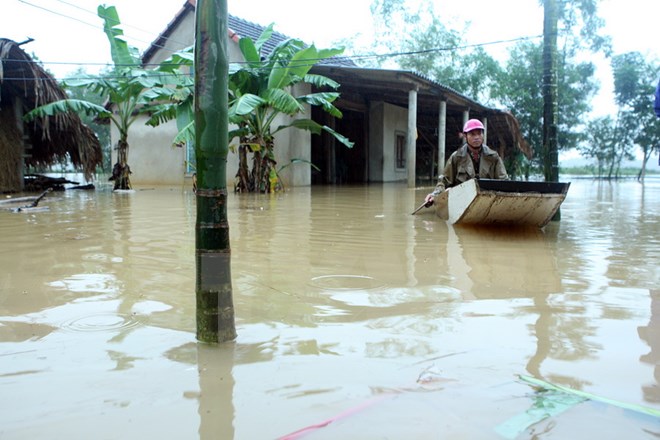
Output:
[{"xmin": 1, "ymin": 178, "xmax": 659, "ymax": 439}]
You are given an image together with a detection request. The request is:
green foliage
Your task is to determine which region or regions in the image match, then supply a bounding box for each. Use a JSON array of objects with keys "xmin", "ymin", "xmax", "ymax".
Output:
[
  {"xmin": 25, "ymin": 99, "xmax": 110, "ymax": 120},
  {"xmin": 143, "ymin": 46, "xmax": 195, "ymax": 140},
  {"xmin": 228, "ymin": 26, "xmax": 353, "ymax": 192},
  {"xmin": 492, "ymin": 41, "xmax": 598, "ymax": 171},
  {"xmin": 578, "ymin": 116, "xmax": 626, "ymax": 178},
  {"xmin": 348, "ymin": 0, "xmax": 503, "ymax": 104},
  {"xmin": 610, "ymin": 52, "xmax": 660, "ymax": 180},
  {"xmin": 98, "ymin": 5, "xmax": 140, "ymax": 67},
  {"xmin": 555, "ymin": 0, "xmax": 612, "ymax": 57},
  {"xmin": 560, "ymin": 166, "xmax": 659, "ymax": 177},
  {"xmin": 493, "ymin": 43, "xmax": 543, "ymax": 167}
]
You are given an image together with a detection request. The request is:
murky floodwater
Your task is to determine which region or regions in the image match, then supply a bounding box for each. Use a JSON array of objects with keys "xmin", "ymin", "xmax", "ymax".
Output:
[{"xmin": 1, "ymin": 177, "xmax": 659, "ymax": 439}]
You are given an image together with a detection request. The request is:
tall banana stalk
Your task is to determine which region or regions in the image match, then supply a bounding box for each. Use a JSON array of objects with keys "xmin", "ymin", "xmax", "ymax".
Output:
[{"xmin": 195, "ymin": 0, "xmax": 236, "ymax": 343}]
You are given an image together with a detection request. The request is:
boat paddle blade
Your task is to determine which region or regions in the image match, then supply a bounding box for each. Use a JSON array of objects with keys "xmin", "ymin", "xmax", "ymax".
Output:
[{"xmin": 411, "ymin": 200, "xmax": 433, "ymax": 215}]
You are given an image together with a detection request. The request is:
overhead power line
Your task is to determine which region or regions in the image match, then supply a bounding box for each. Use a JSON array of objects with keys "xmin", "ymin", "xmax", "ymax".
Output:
[
  {"xmin": 9, "ymin": 0, "xmax": 547, "ymax": 82},
  {"xmin": 17, "ymin": 0, "xmax": 186, "ymax": 56},
  {"xmin": 51, "ymin": 0, "xmax": 191, "ymax": 47},
  {"xmin": 3, "ymin": 33, "xmax": 544, "ymax": 82}
]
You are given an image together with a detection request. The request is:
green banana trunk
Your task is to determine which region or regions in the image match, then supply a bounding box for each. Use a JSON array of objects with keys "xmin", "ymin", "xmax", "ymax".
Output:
[{"xmin": 194, "ymin": 0, "xmax": 236, "ymax": 343}]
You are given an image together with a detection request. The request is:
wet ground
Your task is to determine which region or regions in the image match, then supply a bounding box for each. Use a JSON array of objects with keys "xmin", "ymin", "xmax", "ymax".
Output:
[{"xmin": 1, "ymin": 177, "xmax": 659, "ymax": 439}]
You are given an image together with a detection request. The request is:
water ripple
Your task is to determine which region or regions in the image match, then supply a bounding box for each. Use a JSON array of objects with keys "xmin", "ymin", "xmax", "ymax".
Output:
[
  {"xmin": 310, "ymin": 275, "xmax": 386, "ymax": 291},
  {"xmin": 60, "ymin": 313, "xmax": 141, "ymax": 333}
]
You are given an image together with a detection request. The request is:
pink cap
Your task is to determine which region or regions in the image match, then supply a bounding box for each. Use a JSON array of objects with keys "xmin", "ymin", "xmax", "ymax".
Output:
[{"xmin": 463, "ymin": 119, "xmax": 484, "ymax": 133}]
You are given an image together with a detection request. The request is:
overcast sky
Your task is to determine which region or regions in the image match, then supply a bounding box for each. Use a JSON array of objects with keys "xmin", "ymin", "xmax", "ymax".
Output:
[{"xmin": 1, "ymin": 0, "xmax": 658, "ymax": 117}]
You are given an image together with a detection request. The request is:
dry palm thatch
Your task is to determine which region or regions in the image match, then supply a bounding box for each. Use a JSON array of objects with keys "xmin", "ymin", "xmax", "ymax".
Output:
[
  {"xmin": 488, "ymin": 111, "xmax": 534, "ymax": 160},
  {"xmin": 0, "ymin": 38, "xmax": 101, "ymax": 192}
]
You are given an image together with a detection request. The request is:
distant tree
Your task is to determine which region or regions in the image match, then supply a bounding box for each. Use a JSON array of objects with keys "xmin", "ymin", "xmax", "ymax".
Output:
[
  {"xmin": 492, "ymin": 0, "xmax": 610, "ymax": 176},
  {"xmin": 579, "ymin": 116, "xmax": 625, "ymax": 178},
  {"xmin": 396, "ymin": 23, "xmax": 502, "ymax": 104},
  {"xmin": 493, "ymin": 41, "xmax": 597, "ymax": 171},
  {"xmin": 541, "ymin": 0, "xmax": 611, "ymax": 185},
  {"xmin": 358, "ymin": 0, "xmax": 502, "ymax": 104},
  {"xmin": 554, "ymin": 0, "xmax": 611, "ymax": 55},
  {"xmin": 610, "ymin": 52, "xmax": 660, "ymax": 182}
]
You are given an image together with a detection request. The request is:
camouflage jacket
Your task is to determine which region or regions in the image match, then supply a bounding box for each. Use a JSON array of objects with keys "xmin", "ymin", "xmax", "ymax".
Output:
[{"xmin": 432, "ymin": 144, "xmax": 508, "ymax": 195}]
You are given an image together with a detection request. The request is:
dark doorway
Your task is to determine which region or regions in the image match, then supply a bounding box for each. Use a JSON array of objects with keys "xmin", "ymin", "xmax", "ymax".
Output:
[{"xmin": 311, "ymin": 107, "xmax": 367, "ymax": 184}]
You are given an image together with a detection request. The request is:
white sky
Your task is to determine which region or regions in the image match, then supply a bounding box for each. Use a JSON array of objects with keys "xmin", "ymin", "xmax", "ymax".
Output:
[{"xmin": 1, "ymin": 0, "xmax": 658, "ymax": 115}]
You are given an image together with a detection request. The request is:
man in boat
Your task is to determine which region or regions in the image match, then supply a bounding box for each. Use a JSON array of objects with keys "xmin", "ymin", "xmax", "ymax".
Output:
[{"xmin": 424, "ymin": 119, "xmax": 508, "ymax": 205}]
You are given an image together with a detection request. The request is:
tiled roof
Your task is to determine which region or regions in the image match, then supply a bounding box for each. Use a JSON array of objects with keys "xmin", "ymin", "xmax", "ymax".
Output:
[
  {"xmin": 227, "ymin": 15, "xmax": 288, "ymax": 55},
  {"xmin": 228, "ymin": 15, "xmax": 355, "ymax": 67}
]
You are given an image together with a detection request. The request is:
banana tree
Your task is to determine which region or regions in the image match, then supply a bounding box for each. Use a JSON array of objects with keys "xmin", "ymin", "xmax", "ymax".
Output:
[
  {"xmin": 24, "ymin": 5, "xmax": 173, "ymax": 190},
  {"xmin": 229, "ymin": 26, "xmax": 353, "ymax": 193}
]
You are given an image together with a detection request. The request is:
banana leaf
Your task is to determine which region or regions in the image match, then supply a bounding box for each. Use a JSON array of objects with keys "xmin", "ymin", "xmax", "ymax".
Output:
[
  {"xmin": 495, "ymin": 374, "xmax": 660, "ymax": 439},
  {"xmin": 519, "ymin": 375, "xmax": 660, "ymax": 418}
]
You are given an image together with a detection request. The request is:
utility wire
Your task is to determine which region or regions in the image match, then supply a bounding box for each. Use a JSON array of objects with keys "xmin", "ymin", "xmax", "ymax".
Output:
[
  {"xmin": 8, "ymin": 0, "xmax": 547, "ymax": 82},
  {"xmin": 51, "ymin": 0, "xmax": 192, "ymax": 48},
  {"xmin": 17, "ymin": 0, "xmax": 184, "ymax": 56},
  {"xmin": 3, "ymin": 33, "xmax": 543, "ymax": 82},
  {"xmin": 13, "ymin": 0, "xmax": 547, "ymax": 80}
]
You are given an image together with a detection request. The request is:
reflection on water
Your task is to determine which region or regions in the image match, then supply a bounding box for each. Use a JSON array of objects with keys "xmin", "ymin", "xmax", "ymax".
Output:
[
  {"xmin": 1, "ymin": 178, "xmax": 659, "ymax": 438},
  {"xmin": 639, "ymin": 289, "xmax": 660, "ymax": 404}
]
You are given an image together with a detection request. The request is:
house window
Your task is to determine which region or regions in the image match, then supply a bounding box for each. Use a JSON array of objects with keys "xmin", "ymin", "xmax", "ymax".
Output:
[{"xmin": 395, "ymin": 132, "xmax": 406, "ymax": 170}]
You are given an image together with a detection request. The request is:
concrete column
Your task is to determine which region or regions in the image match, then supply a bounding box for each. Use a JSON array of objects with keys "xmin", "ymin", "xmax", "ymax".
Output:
[
  {"xmin": 483, "ymin": 116, "xmax": 488, "ymax": 145},
  {"xmin": 407, "ymin": 88, "xmax": 418, "ymax": 188},
  {"xmin": 438, "ymin": 100, "xmax": 447, "ymax": 172}
]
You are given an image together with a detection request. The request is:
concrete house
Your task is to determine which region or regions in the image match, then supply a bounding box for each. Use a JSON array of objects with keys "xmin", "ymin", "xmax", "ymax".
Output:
[{"xmin": 122, "ymin": 0, "xmax": 530, "ymax": 189}]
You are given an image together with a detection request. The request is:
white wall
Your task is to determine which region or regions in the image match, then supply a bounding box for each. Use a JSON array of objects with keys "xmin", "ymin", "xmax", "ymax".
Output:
[
  {"xmin": 369, "ymin": 101, "xmax": 408, "ymax": 182},
  {"xmin": 111, "ymin": 119, "xmax": 186, "ymax": 187},
  {"xmin": 147, "ymin": 13, "xmax": 196, "ymax": 65}
]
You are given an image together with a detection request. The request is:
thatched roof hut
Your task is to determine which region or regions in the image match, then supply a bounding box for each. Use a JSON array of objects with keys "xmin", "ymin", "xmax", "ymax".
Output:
[{"xmin": 0, "ymin": 38, "xmax": 102, "ymax": 193}]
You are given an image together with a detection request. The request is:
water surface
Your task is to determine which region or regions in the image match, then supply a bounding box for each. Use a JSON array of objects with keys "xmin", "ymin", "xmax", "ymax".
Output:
[{"xmin": 1, "ymin": 178, "xmax": 659, "ymax": 439}]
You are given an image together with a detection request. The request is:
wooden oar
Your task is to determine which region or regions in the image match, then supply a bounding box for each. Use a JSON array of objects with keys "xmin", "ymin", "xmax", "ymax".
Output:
[{"xmin": 411, "ymin": 200, "xmax": 433, "ymax": 215}]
